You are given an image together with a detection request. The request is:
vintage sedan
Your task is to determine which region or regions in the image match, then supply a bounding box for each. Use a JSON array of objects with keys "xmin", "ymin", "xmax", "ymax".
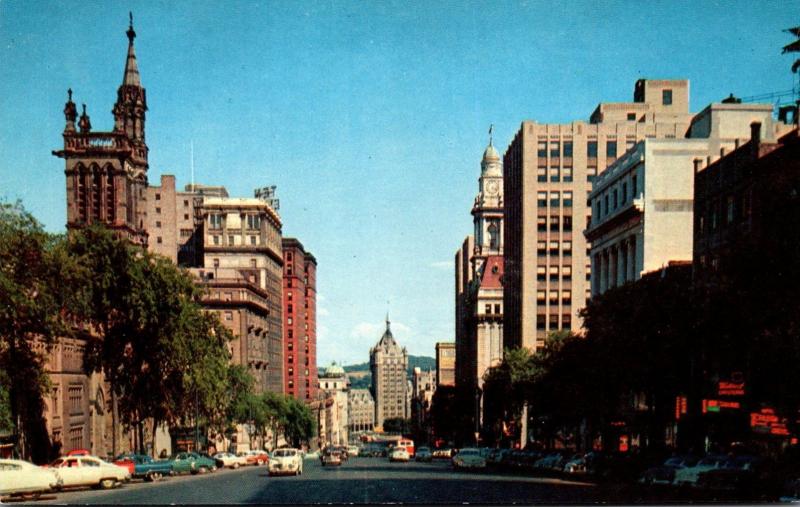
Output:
[
  {"xmin": 452, "ymin": 448, "xmax": 487, "ymax": 470},
  {"xmin": 238, "ymin": 449, "xmax": 270, "ymax": 466},
  {"xmin": 115, "ymin": 454, "xmax": 174, "ymax": 481},
  {"xmin": 0, "ymin": 459, "xmax": 61, "ymax": 499},
  {"xmin": 673, "ymin": 455, "xmax": 729, "ymax": 487},
  {"xmin": 268, "ymin": 448, "xmax": 303, "ymax": 476},
  {"xmin": 213, "ymin": 452, "xmax": 248, "ymax": 469},
  {"xmin": 321, "ymin": 449, "xmax": 342, "ymax": 467},
  {"xmin": 49, "ymin": 455, "xmax": 130, "ymax": 489},
  {"xmin": 170, "ymin": 452, "xmax": 217, "ymax": 475},
  {"xmin": 415, "ymin": 447, "xmax": 433, "ymax": 462}
]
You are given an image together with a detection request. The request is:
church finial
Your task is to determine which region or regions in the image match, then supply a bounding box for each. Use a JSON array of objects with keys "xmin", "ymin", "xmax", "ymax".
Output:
[
  {"xmin": 127, "ymin": 12, "xmax": 136, "ymax": 43},
  {"xmin": 489, "ymin": 124, "xmax": 493, "ymax": 146},
  {"xmin": 78, "ymin": 104, "xmax": 91, "ymax": 133},
  {"xmin": 63, "ymin": 89, "xmax": 77, "ymax": 132},
  {"xmin": 385, "ymin": 313, "xmax": 390, "ymax": 330}
]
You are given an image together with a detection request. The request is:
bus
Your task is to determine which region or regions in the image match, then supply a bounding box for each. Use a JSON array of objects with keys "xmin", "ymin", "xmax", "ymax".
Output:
[{"xmin": 394, "ymin": 439, "xmax": 415, "ymax": 458}]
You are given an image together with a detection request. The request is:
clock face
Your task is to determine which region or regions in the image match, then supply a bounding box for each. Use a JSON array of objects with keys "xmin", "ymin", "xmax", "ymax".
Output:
[{"xmin": 486, "ymin": 180, "xmax": 499, "ymax": 195}]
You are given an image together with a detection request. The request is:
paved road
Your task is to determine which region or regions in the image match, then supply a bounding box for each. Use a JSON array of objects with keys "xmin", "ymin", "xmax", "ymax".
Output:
[{"xmin": 21, "ymin": 457, "xmax": 620, "ymax": 504}]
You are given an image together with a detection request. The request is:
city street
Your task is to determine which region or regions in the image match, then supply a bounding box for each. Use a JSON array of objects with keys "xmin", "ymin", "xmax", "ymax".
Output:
[{"xmin": 25, "ymin": 458, "xmax": 619, "ymax": 504}]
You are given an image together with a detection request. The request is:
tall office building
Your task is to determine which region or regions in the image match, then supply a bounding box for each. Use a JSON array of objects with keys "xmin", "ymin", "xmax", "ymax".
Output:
[
  {"xmin": 503, "ymin": 79, "xmax": 694, "ymax": 352},
  {"xmin": 435, "ymin": 342, "xmax": 455, "ymax": 387},
  {"xmin": 369, "ymin": 317, "xmax": 409, "ymax": 429}
]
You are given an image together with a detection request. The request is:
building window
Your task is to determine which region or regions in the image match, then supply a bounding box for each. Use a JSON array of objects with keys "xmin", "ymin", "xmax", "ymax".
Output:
[
  {"xmin": 563, "ymin": 167, "xmax": 573, "ymax": 182},
  {"xmin": 563, "ymin": 215, "xmax": 572, "ymax": 231},
  {"xmin": 494, "ymin": 304, "xmax": 501, "ymax": 314},
  {"xmin": 621, "ymin": 183, "xmax": 627, "ymax": 203},
  {"xmin": 549, "ymin": 240, "xmax": 559, "ymax": 256},
  {"xmin": 288, "ymin": 304, "xmax": 293, "ymax": 314},
  {"xmin": 288, "ymin": 341, "xmax": 293, "ymax": 351},
  {"xmin": 627, "ymin": 112, "xmax": 636, "ymax": 121},
  {"xmin": 209, "ymin": 214, "xmax": 222, "ymax": 229},
  {"xmin": 537, "ymin": 241, "xmax": 547, "ymax": 256},
  {"xmin": 606, "ymin": 140, "xmax": 617, "ymax": 158},
  {"xmin": 155, "ymin": 207, "xmax": 161, "ymax": 214},
  {"xmin": 155, "ymin": 220, "xmax": 161, "ymax": 228},
  {"xmin": 537, "ymin": 216, "xmax": 547, "ymax": 232},
  {"xmin": 537, "ymin": 167, "xmax": 547, "ymax": 182},
  {"xmin": 184, "ymin": 200, "xmax": 189, "ymax": 207},
  {"xmin": 537, "ymin": 141, "xmax": 547, "ymax": 157},
  {"xmin": 562, "ymin": 314, "xmax": 572, "ymax": 329},
  {"xmin": 536, "ymin": 314, "xmax": 546, "ymax": 330},
  {"xmin": 485, "ymin": 304, "xmax": 492, "ymax": 314},
  {"xmin": 562, "ymin": 265, "xmax": 572, "ymax": 279},
  {"xmin": 563, "ymin": 241, "xmax": 572, "ymax": 255},
  {"xmin": 662, "ymin": 89, "xmax": 673, "ymax": 105},
  {"xmin": 224, "ymin": 311, "xmax": 232, "ymax": 321},
  {"xmin": 550, "ymin": 167, "xmax": 560, "ymax": 182},
  {"xmin": 563, "ymin": 141, "xmax": 573, "ymax": 157},
  {"xmin": 549, "ymin": 216, "xmax": 559, "ymax": 232},
  {"xmin": 228, "ymin": 235, "xmax": 235, "ymax": 245},
  {"xmin": 550, "ymin": 191, "xmax": 560, "ymax": 207},
  {"xmin": 604, "ymin": 194, "xmax": 609, "ymax": 215},
  {"xmin": 213, "ymin": 258, "xmax": 219, "ymax": 268},
  {"xmin": 549, "ymin": 265, "xmax": 559, "ymax": 281},
  {"xmin": 562, "ymin": 290, "xmax": 572, "ymax": 305},
  {"xmin": 288, "ymin": 330, "xmax": 293, "ymax": 339},
  {"xmin": 587, "ymin": 166, "xmax": 597, "ymax": 183},
  {"xmin": 549, "ymin": 141, "xmax": 560, "ymax": 158},
  {"xmin": 213, "ymin": 235, "xmax": 220, "ymax": 245},
  {"xmin": 632, "ymin": 175, "xmax": 638, "ymax": 198},
  {"xmin": 537, "ymin": 192, "xmax": 547, "ymax": 207},
  {"xmin": 549, "ymin": 314, "xmax": 559, "ymax": 330},
  {"xmin": 536, "ymin": 290, "xmax": 546, "ymax": 303},
  {"xmin": 563, "ymin": 191, "xmax": 573, "ymax": 207},
  {"xmin": 250, "ymin": 235, "xmax": 257, "ymax": 245},
  {"xmin": 247, "ymin": 215, "xmax": 261, "ymax": 230},
  {"xmin": 155, "ymin": 193, "xmax": 161, "ymax": 201},
  {"xmin": 726, "ymin": 196, "xmax": 735, "ymax": 224},
  {"xmin": 288, "ymin": 354, "xmax": 293, "ymax": 364},
  {"xmin": 587, "ymin": 140, "xmax": 598, "ymax": 158},
  {"xmin": 184, "ymin": 214, "xmax": 189, "ymax": 220},
  {"xmin": 287, "ymin": 317, "xmax": 293, "ymax": 325},
  {"xmin": 288, "ymin": 292, "xmax": 293, "ymax": 301},
  {"xmin": 613, "ymin": 189, "xmax": 618, "ymax": 210}
]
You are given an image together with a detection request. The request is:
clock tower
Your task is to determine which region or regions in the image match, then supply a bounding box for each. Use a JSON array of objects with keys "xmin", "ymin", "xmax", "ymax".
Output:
[{"xmin": 471, "ymin": 134, "xmax": 504, "ymax": 276}]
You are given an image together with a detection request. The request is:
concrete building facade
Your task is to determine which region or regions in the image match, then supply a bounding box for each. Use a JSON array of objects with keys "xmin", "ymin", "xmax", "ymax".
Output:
[
  {"xmin": 348, "ymin": 389, "xmax": 375, "ymax": 434},
  {"xmin": 586, "ymin": 102, "xmax": 779, "ymax": 295},
  {"xmin": 435, "ymin": 342, "xmax": 455, "ymax": 387},
  {"xmin": 282, "ymin": 238, "xmax": 318, "ymax": 402},
  {"xmin": 319, "ymin": 364, "xmax": 349, "ymax": 446},
  {"xmin": 369, "ymin": 318, "xmax": 409, "ymax": 429},
  {"xmin": 503, "ymin": 79, "xmax": 695, "ymax": 352}
]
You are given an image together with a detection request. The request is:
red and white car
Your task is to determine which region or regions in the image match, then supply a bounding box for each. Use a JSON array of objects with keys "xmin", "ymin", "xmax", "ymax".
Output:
[{"xmin": 238, "ymin": 450, "xmax": 269, "ymax": 466}]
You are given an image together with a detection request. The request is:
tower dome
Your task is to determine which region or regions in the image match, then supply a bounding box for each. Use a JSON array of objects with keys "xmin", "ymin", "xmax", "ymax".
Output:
[
  {"xmin": 324, "ymin": 362, "xmax": 345, "ymax": 377},
  {"xmin": 482, "ymin": 144, "xmax": 500, "ymax": 163}
]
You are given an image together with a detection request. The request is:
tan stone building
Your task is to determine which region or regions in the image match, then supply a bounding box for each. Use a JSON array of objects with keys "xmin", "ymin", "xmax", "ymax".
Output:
[
  {"xmin": 435, "ymin": 342, "xmax": 455, "ymax": 387},
  {"xmin": 369, "ymin": 318, "xmax": 409, "ymax": 429},
  {"xmin": 319, "ymin": 364, "xmax": 349, "ymax": 446},
  {"xmin": 503, "ymin": 79, "xmax": 695, "ymax": 352},
  {"xmin": 348, "ymin": 389, "xmax": 375, "ymax": 434}
]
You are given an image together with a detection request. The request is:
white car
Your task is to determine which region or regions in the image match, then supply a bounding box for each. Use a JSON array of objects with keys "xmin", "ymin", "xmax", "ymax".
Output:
[
  {"xmin": 452, "ymin": 448, "xmax": 487, "ymax": 470},
  {"xmin": 48, "ymin": 455, "xmax": 130, "ymax": 489},
  {"xmin": 269, "ymin": 448, "xmax": 303, "ymax": 476},
  {"xmin": 213, "ymin": 452, "xmax": 248, "ymax": 469},
  {"xmin": 389, "ymin": 448, "xmax": 410, "ymax": 462},
  {"xmin": 347, "ymin": 445, "xmax": 359, "ymax": 457},
  {"xmin": 0, "ymin": 459, "xmax": 61, "ymax": 499}
]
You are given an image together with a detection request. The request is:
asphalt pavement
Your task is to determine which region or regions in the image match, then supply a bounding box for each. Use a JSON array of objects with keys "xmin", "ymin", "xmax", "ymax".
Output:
[{"xmin": 14, "ymin": 457, "xmax": 615, "ymax": 504}]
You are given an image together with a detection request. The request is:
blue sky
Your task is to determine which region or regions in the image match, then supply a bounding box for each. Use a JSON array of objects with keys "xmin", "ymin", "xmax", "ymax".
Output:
[{"xmin": 0, "ymin": 1, "xmax": 795, "ymax": 365}]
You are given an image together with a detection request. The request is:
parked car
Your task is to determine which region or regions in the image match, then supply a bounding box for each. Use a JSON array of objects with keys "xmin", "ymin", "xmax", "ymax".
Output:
[
  {"xmin": 695, "ymin": 456, "xmax": 763, "ymax": 495},
  {"xmin": 238, "ymin": 449, "xmax": 269, "ymax": 466},
  {"xmin": 389, "ymin": 447, "xmax": 410, "ymax": 462},
  {"xmin": 347, "ymin": 445, "xmax": 360, "ymax": 457},
  {"xmin": 415, "ymin": 447, "xmax": 433, "ymax": 462},
  {"xmin": 115, "ymin": 453, "xmax": 173, "ymax": 481},
  {"xmin": 49, "ymin": 455, "xmax": 130, "ymax": 489},
  {"xmin": 112, "ymin": 454, "xmax": 136, "ymax": 476},
  {"xmin": 563, "ymin": 454, "xmax": 589, "ymax": 474},
  {"xmin": 0, "ymin": 459, "xmax": 61, "ymax": 499},
  {"xmin": 213, "ymin": 452, "xmax": 248, "ymax": 469},
  {"xmin": 639, "ymin": 455, "xmax": 699, "ymax": 485},
  {"xmin": 452, "ymin": 448, "xmax": 487, "ymax": 470},
  {"xmin": 66, "ymin": 449, "xmax": 92, "ymax": 457},
  {"xmin": 269, "ymin": 448, "xmax": 303, "ymax": 476},
  {"xmin": 335, "ymin": 446, "xmax": 350, "ymax": 461},
  {"xmin": 170, "ymin": 452, "xmax": 218, "ymax": 475},
  {"xmin": 673, "ymin": 455, "xmax": 729, "ymax": 487},
  {"xmin": 432, "ymin": 448, "xmax": 453, "ymax": 459}
]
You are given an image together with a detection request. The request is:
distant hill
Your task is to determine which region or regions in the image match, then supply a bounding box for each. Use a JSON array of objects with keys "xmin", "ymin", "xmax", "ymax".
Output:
[{"xmin": 332, "ymin": 355, "xmax": 436, "ymax": 390}]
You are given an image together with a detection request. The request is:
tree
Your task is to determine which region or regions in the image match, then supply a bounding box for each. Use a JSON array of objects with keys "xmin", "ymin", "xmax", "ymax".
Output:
[
  {"xmin": 282, "ymin": 397, "xmax": 315, "ymax": 447},
  {"xmin": 0, "ymin": 201, "xmax": 84, "ymax": 461}
]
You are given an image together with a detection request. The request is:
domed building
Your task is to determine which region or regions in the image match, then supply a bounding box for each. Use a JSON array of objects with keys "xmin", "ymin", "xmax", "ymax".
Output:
[
  {"xmin": 319, "ymin": 362, "xmax": 349, "ymax": 446},
  {"xmin": 369, "ymin": 316, "xmax": 409, "ymax": 430}
]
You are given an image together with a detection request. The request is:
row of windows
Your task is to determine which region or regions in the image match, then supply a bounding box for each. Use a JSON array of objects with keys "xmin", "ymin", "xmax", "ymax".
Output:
[
  {"xmin": 537, "ymin": 240, "xmax": 573, "ymax": 256},
  {"xmin": 484, "ymin": 303, "xmax": 501, "ymax": 314},
  {"xmin": 536, "ymin": 265, "xmax": 573, "ymax": 280},
  {"xmin": 537, "ymin": 166, "xmax": 574, "ymax": 183},
  {"xmin": 593, "ymin": 174, "xmax": 638, "ymax": 222},
  {"xmin": 210, "ymin": 234, "xmax": 261, "ymax": 246},
  {"xmin": 537, "ymin": 191, "xmax": 574, "ymax": 208},
  {"xmin": 697, "ymin": 191, "xmax": 752, "ymax": 235},
  {"xmin": 536, "ymin": 290, "xmax": 573, "ymax": 305},
  {"xmin": 208, "ymin": 214, "xmax": 262, "ymax": 230},
  {"xmin": 537, "ymin": 215, "xmax": 573, "ymax": 232},
  {"xmin": 536, "ymin": 141, "xmax": 574, "ymax": 158},
  {"xmin": 536, "ymin": 314, "xmax": 573, "ymax": 330}
]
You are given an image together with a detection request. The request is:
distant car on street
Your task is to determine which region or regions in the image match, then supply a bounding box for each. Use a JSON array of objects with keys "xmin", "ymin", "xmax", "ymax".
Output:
[
  {"xmin": 639, "ymin": 455, "xmax": 699, "ymax": 485},
  {"xmin": 432, "ymin": 448, "xmax": 453, "ymax": 459},
  {"xmin": 415, "ymin": 447, "xmax": 433, "ymax": 462},
  {"xmin": 322, "ymin": 449, "xmax": 342, "ymax": 467},
  {"xmin": 389, "ymin": 448, "xmax": 410, "ymax": 462},
  {"xmin": 213, "ymin": 452, "xmax": 248, "ymax": 469},
  {"xmin": 0, "ymin": 459, "xmax": 61, "ymax": 499},
  {"xmin": 238, "ymin": 450, "xmax": 269, "ymax": 466},
  {"xmin": 452, "ymin": 448, "xmax": 487, "ymax": 470},
  {"xmin": 269, "ymin": 448, "xmax": 303, "ymax": 476},
  {"xmin": 673, "ymin": 455, "xmax": 729, "ymax": 487},
  {"xmin": 114, "ymin": 453, "xmax": 173, "ymax": 481},
  {"xmin": 170, "ymin": 452, "xmax": 218, "ymax": 475},
  {"xmin": 347, "ymin": 445, "xmax": 360, "ymax": 457}
]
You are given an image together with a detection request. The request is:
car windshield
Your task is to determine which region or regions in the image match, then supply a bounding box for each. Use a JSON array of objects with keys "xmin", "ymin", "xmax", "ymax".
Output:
[
  {"xmin": 273, "ymin": 450, "xmax": 296, "ymax": 457},
  {"xmin": 459, "ymin": 449, "xmax": 480, "ymax": 456},
  {"xmin": 418, "ymin": 447, "xmax": 430, "ymax": 453}
]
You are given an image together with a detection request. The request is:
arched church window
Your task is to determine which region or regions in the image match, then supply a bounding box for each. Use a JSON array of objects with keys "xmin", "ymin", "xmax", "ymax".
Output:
[{"xmin": 488, "ymin": 222, "xmax": 499, "ymax": 250}]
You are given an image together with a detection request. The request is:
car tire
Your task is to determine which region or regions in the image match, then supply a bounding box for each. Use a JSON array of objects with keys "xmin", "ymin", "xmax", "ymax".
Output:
[
  {"xmin": 233, "ymin": 463, "xmax": 240, "ymax": 470},
  {"xmin": 257, "ymin": 459, "xmax": 264, "ymax": 466},
  {"xmin": 198, "ymin": 466, "xmax": 209, "ymax": 474},
  {"xmin": 100, "ymin": 478, "xmax": 116, "ymax": 490}
]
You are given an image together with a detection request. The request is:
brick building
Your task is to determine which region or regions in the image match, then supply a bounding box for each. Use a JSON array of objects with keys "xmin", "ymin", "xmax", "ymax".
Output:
[{"xmin": 282, "ymin": 238, "xmax": 318, "ymax": 402}]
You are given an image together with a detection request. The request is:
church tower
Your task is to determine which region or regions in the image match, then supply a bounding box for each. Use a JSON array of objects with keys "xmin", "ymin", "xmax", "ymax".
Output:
[{"xmin": 54, "ymin": 14, "xmax": 149, "ymax": 246}]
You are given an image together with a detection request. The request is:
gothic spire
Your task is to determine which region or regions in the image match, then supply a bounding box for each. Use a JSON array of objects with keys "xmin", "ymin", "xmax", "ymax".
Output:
[
  {"xmin": 123, "ymin": 12, "xmax": 141, "ymax": 87},
  {"xmin": 63, "ymin": 88, "xmax": 77, "ymax": 132}
]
